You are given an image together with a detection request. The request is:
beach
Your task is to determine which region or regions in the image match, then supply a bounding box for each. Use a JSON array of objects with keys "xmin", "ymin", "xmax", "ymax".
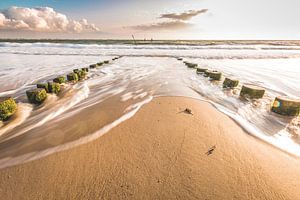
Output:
[
  {"xmin": 0, "ymin": 40, "xmax": 300, "ymax": 199},
  {"xmin": 0, "ymin": 96, "xmax": 299, "ymax": 199},
  {"xmin": 1, "ymin": 0, "xmax": 300, "ymax": 198}
]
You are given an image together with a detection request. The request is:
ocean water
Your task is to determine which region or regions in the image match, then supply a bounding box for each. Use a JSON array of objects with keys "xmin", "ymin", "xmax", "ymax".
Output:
[{"xmin": 0, "ymin": 40, "xmax": 299, "ymax": 168}]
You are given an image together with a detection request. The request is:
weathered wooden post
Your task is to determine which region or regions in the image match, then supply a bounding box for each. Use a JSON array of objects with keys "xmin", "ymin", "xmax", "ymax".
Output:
[
  {"xmin": 223, "ymin": 78, "xmax": 239, "ymax": 88},
  {"xmin": 53, "ymin": 76, "xmax": 66, "ymax": 84},
  {"xmin": 67, "ymin": 72, "xmax": 79, "ymax": 82},
  {"xmin": 0, "ymin": 97, "xmax": 17, "ymax": 121},
  {"xmin": 196, "ymin": 68, "xmax": 208, "ymax": 74},
  {"xmin": 75, "ymin": 70, "xmax": 87, "ymax": 80},
  {"xmin": 90, "ymin": 64, "xmax": 97, "ymax": 69},
  {"xmin": 81, "ymin": 67, "xmax": 89, "ymax": 72},
  {"xmin": 26, "ymin": 88, "xmax": 47, "ymax": 104},
  {"xmin": 240, "ymin": 84, "xmax": 265, "ymax": 99},
  {"xmin": 186, "ymin": 63, "xmax": 198, "ymax": 68},
  {"xmin": 208, "ymin": 71, "xmax": 222, "ymax": 81},
  {"xmin": 271, "ymin": 96, "xmax": 300, "ymax": 116}
]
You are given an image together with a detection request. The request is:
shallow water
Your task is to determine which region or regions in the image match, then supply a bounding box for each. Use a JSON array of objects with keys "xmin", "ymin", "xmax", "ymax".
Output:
[{"xmin": 0, "ymin": 41, "xmax": 299, "ymax": 168}]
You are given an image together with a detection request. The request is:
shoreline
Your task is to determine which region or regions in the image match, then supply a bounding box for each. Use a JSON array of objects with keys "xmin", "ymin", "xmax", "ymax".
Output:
[{"xmin": 0, "ymin": 96, "xmax": 299, "ymax": 199}]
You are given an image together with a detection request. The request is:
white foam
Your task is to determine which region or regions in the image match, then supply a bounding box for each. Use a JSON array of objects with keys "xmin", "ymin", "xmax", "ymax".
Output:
[
  {"xmin": 0, "ymin": 96, "xmax": 153, "ymax": 169},
  {"xmin": 121, "ymin": 92, "xmax": 133, "ymax": 102},
  {"xmin": 0, "ymin": 103, "xmax": 33, "ymax": 137},
  {"xmin": 2, "ymin": 83, "xmax": 90, "ymax": 141},
  {"xmin": 213, "ymin": 102, "xmax": 300, "ymax": 157}
]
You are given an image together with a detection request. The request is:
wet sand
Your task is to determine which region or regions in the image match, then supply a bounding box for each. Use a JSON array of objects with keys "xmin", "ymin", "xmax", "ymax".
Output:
[{"xmin": 0, "ymin": 96, "xmax": 300, "ymax": 199}]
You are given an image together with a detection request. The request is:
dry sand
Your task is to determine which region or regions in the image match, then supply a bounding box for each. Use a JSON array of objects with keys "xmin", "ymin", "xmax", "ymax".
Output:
[{"xmin": 0, "ymin": 96, "xmax": 300, "ymax": 200}]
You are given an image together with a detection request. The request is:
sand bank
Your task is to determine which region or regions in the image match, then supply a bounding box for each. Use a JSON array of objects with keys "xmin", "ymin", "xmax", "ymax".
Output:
[{"xmin": 0, "ymin": 97, "xmax": 299, "ymax": 199}]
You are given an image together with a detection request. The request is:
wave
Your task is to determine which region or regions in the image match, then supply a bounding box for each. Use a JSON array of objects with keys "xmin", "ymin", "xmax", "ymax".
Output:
[
  {"xmin": 0, "ymin": 96, "xmax": 153, "ymax": 169},
  {"xmin": 213, "ymin": 101, "xmax": 300, "ymax": 157},
  {"xmin": 0, "ymin": 103, "xmax": 33, "ymax": 137},
  {"xmin": 1, "ymin": 51, "xmax": 300, "ymax": 60},
  {"xmin": 1, "ymin": 83, "xmax": 90, "ymax": 142},
  {"xmin": 2, "ymin": 41, "xmax": 300, "ymax": 50},
  {"xmin": 0, "ymin": 43, "xmax": 299, "ymax": 169}
]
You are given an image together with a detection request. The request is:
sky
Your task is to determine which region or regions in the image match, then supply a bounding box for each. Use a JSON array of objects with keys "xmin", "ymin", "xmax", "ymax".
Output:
[{"xmin": 0, "ymin": 0, "xmax": 300, "ymax": 40}]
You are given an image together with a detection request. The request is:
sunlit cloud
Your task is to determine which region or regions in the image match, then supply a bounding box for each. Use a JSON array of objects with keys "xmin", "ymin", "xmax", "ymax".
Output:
[
  {"xmin": 128, "ymin": 9, "xmax": 208, "ymax": 31},
  {"xmin": 0, "ymin": 6, "xmax": 100, "ymax": 33}
]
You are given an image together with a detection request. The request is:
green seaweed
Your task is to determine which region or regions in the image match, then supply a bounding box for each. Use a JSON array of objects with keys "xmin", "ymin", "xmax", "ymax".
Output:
[
  {"xmin": 53, "ymin": 76, "xmax": 66, "ymax": 84},
  {"xmin": 37, "ymin": 82, "xmax": 60, "ymax": 94},
  {"xmin": 26, "ymin": 88, "xmax": 47, "ymax": 104},
  {"xmin": 208, "ymin": 71, "xmax": 222, "ymax": 81},
  {"xmin": 0, "ymin": 97, "xmax": 17, "ymax": 121},
  {"xmin": 104, "ymin": 60, "xmax": 109, "ymax": 64},
  {"xmin": 75, "ymin": 70, "xmax": 87, "ymax": 80},
  {"xmin": 67, "ymin": 72, "xmax": 79, "ymax": 82},
  {"xmin": 223, "ymin": 78, "xmax": 239, "ymax": 88},
  {"xmin": 81, "ymin": 67, "xmax": 89, "ymax": 72},
  {"xmin": 240, "ymin": 85, "xmax": 265, "ymax": 99},
  {"xmin": 271, "ymin": 97, "xmax": 300, "ymax": 116},
  {"xmin": 48, "ymin": 82, "xmax": 61, "ymax": 94},
  {"xmin": 37, "ymin": 83, "xmax": 50, "ymax": 93}
]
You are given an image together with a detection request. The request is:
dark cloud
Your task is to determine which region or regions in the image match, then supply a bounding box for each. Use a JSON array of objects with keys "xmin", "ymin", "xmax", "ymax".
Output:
[
  {"xmin": 130, "ymin": 20, "xmax": 192, "ymax": 31},
  {"xmin": 159, "ymin": 9, "xmax": 208, "ymax": 21}
]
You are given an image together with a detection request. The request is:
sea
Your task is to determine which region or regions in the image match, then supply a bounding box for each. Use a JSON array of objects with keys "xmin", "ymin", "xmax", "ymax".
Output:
[{"xmin": 0, "ymin": 39, "xmax": 299, "ymax": 168}]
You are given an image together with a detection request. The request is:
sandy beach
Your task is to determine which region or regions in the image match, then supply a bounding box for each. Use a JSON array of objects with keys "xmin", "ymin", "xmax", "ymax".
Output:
[
  {"xmin": 0, "ymin": 96, "xmax": 299, "ymax": 199},
  {"xmin": 1, "ymin": 0, "xmax": 300, "ymax": 198}
]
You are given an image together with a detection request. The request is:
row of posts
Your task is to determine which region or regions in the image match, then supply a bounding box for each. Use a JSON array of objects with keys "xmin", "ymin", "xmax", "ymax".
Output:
[
  {"xmin": 178, "ymin": 58, "xmax": 300, "ymax": 117},
  {"xmin": 0, "ymin": 56, "xmax": 121, "ymax": 122}
]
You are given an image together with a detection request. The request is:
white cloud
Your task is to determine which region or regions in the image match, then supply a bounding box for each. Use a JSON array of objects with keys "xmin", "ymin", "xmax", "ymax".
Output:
[{"xmin": 0, "ymin": 6, "xmax": 100, "ymax": 33}]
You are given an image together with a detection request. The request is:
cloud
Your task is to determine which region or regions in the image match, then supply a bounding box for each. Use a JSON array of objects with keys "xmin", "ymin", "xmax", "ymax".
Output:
[
  {"xmin": 0, "ymin": 6, "xmax": 100, "ymax": 33},
  {"xmin": 130, "ymin": 20, "xmax": 192, "ymax": 31},
  {"xmin": 159, "ymin": 9, "xmax": 208, "ymax": 21},
  {"xmin": 129, "ymin": 9, "xmax": 208, "ymax": 31}
]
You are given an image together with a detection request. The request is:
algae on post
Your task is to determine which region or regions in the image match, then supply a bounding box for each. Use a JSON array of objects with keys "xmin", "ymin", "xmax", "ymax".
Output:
[
  {"xmin": 240, "ymin": 85, "xmax": 265, "ymax": 99},
  {"xmin": 67, "ymin": 72, "xmax": 79, "ymax": 82},
  {"xmin": 82, "ymin": 67, "xmax": 89, "ymax": 72},
  {"xmin": 37, "ymin": 82, "xmax": 60, "ymax": 94},
  {"xmin": 75, "ymin": 70, "xmax": 87, "ymax": 80},
  {"xmin": 186, "ymin": 63, "xmax": 198, "ymax": 68},
  {"xmin": 26, "ymin": 88, "xmax": 47, "ymax": 104},
  {"xmin": 48, "ymin": 82, "xmax": 61, "ymax": 94},
  {"xmin": 271, "ymin": 96, "xmax": 300, "ymax": 116},
  {"xmin": 223, "ymin": 78, "xmax": 239, "ymax": 88},
  {"xmin": 53, "ymin": 76, "xmax": 66, "ymax": 84},
  {"xmin": 196, "ymin": 68, "xmax": 208, "ymax": 74},
  {"xmin": 37, "ymin": 83, "xmax": 50, "ymax": 93},
  {"xmin": 0, "ymin": 97, "xmax": 17, "ymax": 121},
  {"xmin": 208, "ymin": 71, "xmax": 222, "ymax": 81}
]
